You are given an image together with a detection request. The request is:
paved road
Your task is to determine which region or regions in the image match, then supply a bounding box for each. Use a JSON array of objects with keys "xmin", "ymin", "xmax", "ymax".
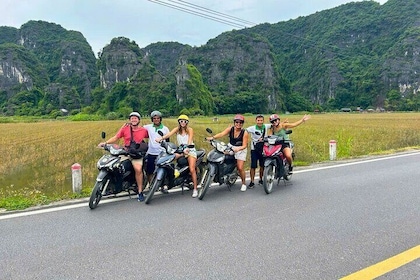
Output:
[{"xmin": 1, "ymin": 152, "xmax": 419, "ymax": 279}]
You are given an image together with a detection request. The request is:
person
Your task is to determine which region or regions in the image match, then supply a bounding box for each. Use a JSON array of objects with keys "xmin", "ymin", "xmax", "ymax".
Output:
[
  {"xmin": 267, "ymin": 113, "xmax": 311, "ymax": 174},
  {"xmin": 99, "ymin": 112, "xmax": 149, "ymax": 202},
  {"xmin": 155, "ymin": 114, "xmax": 199, "ymax": 198},
  {"xmin": 206, "ymin": 114, "xmax": 249, "ymax": 192},
  {"xmin": 246, "ymin": 114, "xmax": 271, "ymax": 188},
  {"xmin": 143, "ymin": 110, "xmax": 170, "ymax": 189}
]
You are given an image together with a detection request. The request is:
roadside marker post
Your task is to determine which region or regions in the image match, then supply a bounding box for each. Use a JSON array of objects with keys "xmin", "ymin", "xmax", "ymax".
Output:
[
  {"xmin": 71, "ymin": 163, "xmax": 82, "ymax": 194},
  {"xmin": 329, "ymin": 140, "xmax": 337, "ymax": 160}
]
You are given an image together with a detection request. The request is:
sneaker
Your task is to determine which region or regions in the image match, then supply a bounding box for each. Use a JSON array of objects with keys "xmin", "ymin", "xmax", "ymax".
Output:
[
  {"xmin": 289, "ymin": 166, "xmax": 293, "ymax": 174},
  {"xmin": 248, "ymin": 182, "xmax": 255, "ymax": 189},
  {"xmin": 137, "ymin": 192, "xmax": 145, "ymax": 202},
  {"xmin": 241, "ymin": 184, "xmax": 247, "ymax": 192},
  {"xmin": 161, "ymin": 186, "xmax": 169, "ymax": 194},
  {"xmin": 192, "ymin": 189, "xmax": 198, "ymax": 198},
  {"xmin": 259, "ymin": 180, "xmax": 263, "ymax": 185}
]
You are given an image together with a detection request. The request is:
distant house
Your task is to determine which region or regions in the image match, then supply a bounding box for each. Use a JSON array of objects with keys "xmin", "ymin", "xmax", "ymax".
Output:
[{"xmin": 340, "ymin": 108, "xmax": 352, "ymax": 112}]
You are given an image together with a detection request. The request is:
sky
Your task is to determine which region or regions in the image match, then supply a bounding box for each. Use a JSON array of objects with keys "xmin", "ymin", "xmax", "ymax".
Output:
[{"xmin": 2, "ymin": 0, "xmax": 388, "ymax": 55}]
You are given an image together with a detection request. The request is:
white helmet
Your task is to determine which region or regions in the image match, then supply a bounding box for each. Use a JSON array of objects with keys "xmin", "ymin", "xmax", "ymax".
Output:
[{"xmin": 129, "ymin": 112, "xmax": 141, "ymax": 119}]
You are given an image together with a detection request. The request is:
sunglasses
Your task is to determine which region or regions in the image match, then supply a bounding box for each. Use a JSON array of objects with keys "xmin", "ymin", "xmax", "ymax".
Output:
[
  {"xmin": 270, "ymin": 119, "xmax": 279, "ymax": 124},
  {"xmin": 234, "ymin": 121, "xmax": 244, "ymax": 124},
  {"xmin": 178, "ymin": 120, "xmax": 189, "ymax": 124}
]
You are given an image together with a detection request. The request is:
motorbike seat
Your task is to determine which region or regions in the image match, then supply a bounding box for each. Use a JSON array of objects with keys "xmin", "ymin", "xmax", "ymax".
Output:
[{"xmin": 196, "ymin": 149, "xmax": 205, "ymax": 158}]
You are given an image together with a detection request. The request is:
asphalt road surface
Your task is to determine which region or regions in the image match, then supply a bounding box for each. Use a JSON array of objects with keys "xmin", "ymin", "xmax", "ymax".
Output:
[{"xmin": 1, "ymin": 151, "xmax": 419, "ymax": 279}]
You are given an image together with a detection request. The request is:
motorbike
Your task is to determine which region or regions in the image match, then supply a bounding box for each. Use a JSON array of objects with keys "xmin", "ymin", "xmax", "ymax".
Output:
[
  {"xmin": 261, "ymin": 130, "xmax": 295, "ymax": 194},
  {"xmin": 144, "ymin": 131, "xmax": 206, "ymax": 204},
  {"xmin": 198, "ymin": 128, "xmax": 239, "ymax": 200},
  {"xmin": 89, "ymin": 132, "xmax": 147, "ymax": 209}
]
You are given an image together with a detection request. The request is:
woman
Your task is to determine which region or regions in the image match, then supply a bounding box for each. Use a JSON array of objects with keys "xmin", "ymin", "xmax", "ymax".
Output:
[
  {"xmin": 267, "ymin": 113, "xmax": 311, "ymax": 174},
  {"xmin": 156, "ymin": 114, "xmax": 199, "ymax": 198},
  {"xmin": 206, "ymin": 114, "xmax": 249, "ymax": 192}
]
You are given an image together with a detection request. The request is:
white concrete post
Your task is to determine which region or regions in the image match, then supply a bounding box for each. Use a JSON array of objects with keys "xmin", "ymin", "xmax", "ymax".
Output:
[
  {"xmin": 71, "ymin": 163, "xmax": 82, "ymax": 193},
  {"xmin": 329, "ymin": 140, "xmax": 337, "ymax": 161}
]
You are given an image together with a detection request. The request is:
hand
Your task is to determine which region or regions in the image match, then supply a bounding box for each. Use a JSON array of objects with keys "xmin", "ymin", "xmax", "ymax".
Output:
[
  {"xmin": 206, "ymin": 136, "xmax": 214, "ymax": 141},
  {"xmin": 98, "ymin": 142, "xmax": 106, "ymax": 147},
  {"xmin": 302, "ymin": 114, "xmax": 311, "ymax": 122},
  {"xmin": 184, "ymin": 148, "xmax": 190, "ymax": 155},
  {"xmin": 155, "ymin": 137, "xmax": 163, "ymax": 143}
]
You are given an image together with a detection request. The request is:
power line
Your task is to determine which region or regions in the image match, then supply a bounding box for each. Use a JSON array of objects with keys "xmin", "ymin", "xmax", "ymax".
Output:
[
  {"xmin": 170, "ymin": 0, "xmax": 256, "ymax": 26},
  {"xmin": 147, "ymin": 0, "xmax": 254, "ymax": 28},
  {"xmin": 147, "ymin": 0, "xmax": 381, "ymax": 63}
]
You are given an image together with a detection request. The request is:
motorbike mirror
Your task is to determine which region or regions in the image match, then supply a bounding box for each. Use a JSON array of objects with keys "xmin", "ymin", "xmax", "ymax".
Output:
[
  {"xmin": 157, "ymin": 130, "xmax": 164, "ymax": 136},
  {"xmin": 101, "ymin": 131, "xmax": 106, "ymax": 139},
  {"xmin": 285, "ymin": 130, "xmax": 293, "ymax": 135},
  {"xmin": 255, "ymin": 131, "xmax": 261, "ymax": 135},
  {"xmin": 206, "ymin": 128, "xmax": 213, "ymax": 134}
]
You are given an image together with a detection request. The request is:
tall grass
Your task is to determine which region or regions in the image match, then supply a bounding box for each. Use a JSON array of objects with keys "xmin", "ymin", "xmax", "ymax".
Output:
[{"xmin": 1, "ymin": 113, "xmax": 419, "ymax": 210}]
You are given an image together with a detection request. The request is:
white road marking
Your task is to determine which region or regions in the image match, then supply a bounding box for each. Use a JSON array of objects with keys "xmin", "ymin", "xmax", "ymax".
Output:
[{"xmin": 1, "ymin": 151, "xmax": 419, "ymax": 220}]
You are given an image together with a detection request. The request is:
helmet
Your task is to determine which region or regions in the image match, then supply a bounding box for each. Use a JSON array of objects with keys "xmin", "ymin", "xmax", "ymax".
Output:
[
  {"xmin": 129, "ymin": 112, "xmax": 141, "ymax": 119},
  {"xmin": 150, "ymin": 110, "xmax": 162, "ymax": 120},
  {"xmin": 269, "ymin": 114, "xmax": 280, "ymax": 122},
  {"xmin": 255, "ymin": 114, "xmax": 264, "ymax": 119},
  {"xmin": 178, "ymin": 114, "xmax": 189, "ymax": 122},
  {"xmin": 233, "ymin": 114, "xmax": 245, "ymax": 122}
]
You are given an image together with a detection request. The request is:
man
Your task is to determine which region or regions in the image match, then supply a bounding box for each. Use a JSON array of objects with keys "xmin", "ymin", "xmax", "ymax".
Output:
[
  {"xmin": 143, "ymin": 110, "xmax": 170, "ymax": 192},
  {"xmin": 99, "ymin": 112, "xmax": 149, "ymax": 201},
  {"xmin": 246, "ymin": 114, "xmax": 271, "ymax": 188}
]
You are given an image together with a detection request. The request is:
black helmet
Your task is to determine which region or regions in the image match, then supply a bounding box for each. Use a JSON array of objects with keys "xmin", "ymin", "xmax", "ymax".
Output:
[
  {"xmin": 150, "ymin": 110, "xmax": 162, "ymax": 121},
  {"xmin": 129, "ymin": 112, "xmax": 141, "ymax": 119}
]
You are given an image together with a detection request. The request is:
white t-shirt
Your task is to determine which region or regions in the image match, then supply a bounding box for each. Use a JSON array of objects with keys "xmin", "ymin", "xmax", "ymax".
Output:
[
  {"xmin": 144, "ymin": 123, "xmax": 170, "ymax": 155},
  {"xmin": 246, "ymin": 123, "xmax": 271, "ymax": 150}
]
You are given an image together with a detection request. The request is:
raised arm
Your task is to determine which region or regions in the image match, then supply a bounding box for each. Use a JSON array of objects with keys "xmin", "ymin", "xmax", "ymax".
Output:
[{"xmin": 284, "ymin": 114, "xmax": 311, "ymax": 129}]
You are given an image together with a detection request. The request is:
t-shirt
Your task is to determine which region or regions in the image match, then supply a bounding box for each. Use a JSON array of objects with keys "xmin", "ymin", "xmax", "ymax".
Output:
[
  {"xmin": 116, "ymin": 125, "xmax": 149, "ymax": 147},
  {"xmin": 246, "ymin": 123, "xmax": 271, "ymax": 150},
  {"xmin": 144, "ymin": 123, "xmax": 170, "ymax": 155},
  {"xmin": 272, "ymin": 127, "xmax": 290, "ymax": 140}
]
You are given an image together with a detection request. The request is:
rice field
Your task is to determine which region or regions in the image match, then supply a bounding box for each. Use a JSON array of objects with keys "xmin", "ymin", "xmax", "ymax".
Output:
[{"xmin": 1, "ymin": 112, "xmax": 419, "ymax": 210}]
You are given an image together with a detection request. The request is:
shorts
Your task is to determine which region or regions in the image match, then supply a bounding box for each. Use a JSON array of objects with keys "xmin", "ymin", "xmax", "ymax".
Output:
[
  {"xmin": 145, "ymin": 154, "xmax": 158, "ymax": 175},
  {"xmin": 184, "ymin": 147, "xmax": 197, "ymax": 158},
  {"xmin": 121, "ymin": 155, "xmax": 144, "ymax": 166},
  {"xmin": 234, "ymin": 148, "xmax": 247, "ymax": 161},
  {"xmin": 250, "ymin": 149, "xmax": 264, "ymax": 168}
]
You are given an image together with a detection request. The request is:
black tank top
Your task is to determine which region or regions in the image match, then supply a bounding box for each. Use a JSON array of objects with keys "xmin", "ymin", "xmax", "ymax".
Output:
[{"xmin": 229, "ymin": 127, "xmax": 244, "ymax": 146}]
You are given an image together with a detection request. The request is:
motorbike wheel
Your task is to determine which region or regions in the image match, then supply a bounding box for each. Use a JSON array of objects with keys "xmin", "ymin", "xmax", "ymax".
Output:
[
  {"xmin": 196, "ymin": 163, "xmax": 205, "ymax": 184},
  {"xmin": 263, "ymin": 164, "xmax": 275, "ymax": 194},
  {"xmin": 89, "ymin": 179, "xmax": 108, "ymax": 209},
  {"xmin": 145, "ymin": 176, "xmax": 161, "ymax": 205},
  {"xmin": 198, "ymin": 166, "xmax": 215, "ymax": 200},
  {"xmin": 283, "ymin": 164, "xmax": 292, "ymax": 181}
]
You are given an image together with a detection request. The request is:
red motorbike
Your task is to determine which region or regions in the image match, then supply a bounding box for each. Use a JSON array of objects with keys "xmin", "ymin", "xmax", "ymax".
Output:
[{"xmin": 261, "ymin": 131, "xmax": 294, "ymax": 194}]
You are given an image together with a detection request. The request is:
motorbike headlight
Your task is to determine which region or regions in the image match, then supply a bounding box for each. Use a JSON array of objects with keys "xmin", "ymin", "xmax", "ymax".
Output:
[
  {"xmin": 216, "ymin": 142, "xmax": 226, "ymax": 153},
  {"xmin": 165, "ymin": 142, "xmax": 177, "ymax": 154},
  {"xmin": 268, "ymin": 138, "xmax": 276, "ymax": 145}
]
